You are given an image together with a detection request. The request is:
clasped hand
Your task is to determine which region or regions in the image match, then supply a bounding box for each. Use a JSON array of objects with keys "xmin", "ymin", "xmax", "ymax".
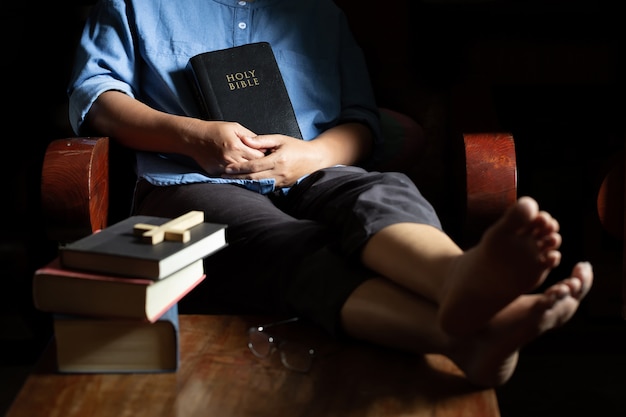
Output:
[
  {"xmin": 193, "ymin": 121, "xmax": 321, "ymax": 189},
  {"xmin": 223, "ymin": 134, "xmax": 320, "ymax": 188}
]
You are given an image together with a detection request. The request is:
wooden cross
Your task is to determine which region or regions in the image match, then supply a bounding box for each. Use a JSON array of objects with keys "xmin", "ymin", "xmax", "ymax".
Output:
[{"xmin": 133, "ymin": 210, "xmax": 204, "ymax": 245}]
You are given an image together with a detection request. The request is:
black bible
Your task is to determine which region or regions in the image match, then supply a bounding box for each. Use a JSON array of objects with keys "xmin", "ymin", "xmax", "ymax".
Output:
[{"xmin": 187, "ymin": 42, "xmax": 303, "ymax": 139}]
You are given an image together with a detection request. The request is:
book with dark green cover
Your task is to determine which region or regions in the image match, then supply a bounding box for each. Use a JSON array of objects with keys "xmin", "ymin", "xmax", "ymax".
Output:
[
  {"xmin": 53, "ymin": 304, "xmax": 179, "ymax": 373},
  {"xmin": 58, "ymin": 214, "xmax": 227, "ymax": 280},
  {"xmin": 187, "ymin": 42, "xmax": 303, "ymax": 139}
]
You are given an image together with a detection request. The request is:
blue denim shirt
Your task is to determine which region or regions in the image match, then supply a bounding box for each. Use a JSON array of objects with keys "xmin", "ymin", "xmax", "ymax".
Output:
[{"xmin": 68, "ymin": 0, "xmax": 381, "ymax": 194}]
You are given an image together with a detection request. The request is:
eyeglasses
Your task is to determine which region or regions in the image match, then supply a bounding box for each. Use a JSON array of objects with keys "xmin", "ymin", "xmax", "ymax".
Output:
[{"xmin": 247, "ymin": 317, "xmax": 316, "ymax": 373}]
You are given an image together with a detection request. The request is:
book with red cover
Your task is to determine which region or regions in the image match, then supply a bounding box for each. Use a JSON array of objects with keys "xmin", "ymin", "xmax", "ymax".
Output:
[
  {"xmin": 33, "ymin": 257, "xmax": 205, "ymax": 322},
  {"xmin": 53, "ymin": 304, "xmax": 179, "ymax": 373},
  {"xmin": 187, "ymin": 42, "xmax": 303, "ymax": 139}
]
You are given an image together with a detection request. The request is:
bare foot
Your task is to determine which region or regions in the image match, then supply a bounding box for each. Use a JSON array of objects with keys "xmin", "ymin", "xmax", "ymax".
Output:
[
  {"xmin": 439, "ymin": 196, "xmax": 563, "ymax": 337},
  {"xmin": 449, "ymin": 261, "xmax": 593, "ymax": 387}
]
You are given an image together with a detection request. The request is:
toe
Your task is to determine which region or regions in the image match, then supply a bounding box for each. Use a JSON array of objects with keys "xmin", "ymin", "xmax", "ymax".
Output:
[{"xmin": 572, "ymin": 261, "xmax": 593, "ymax": 298}]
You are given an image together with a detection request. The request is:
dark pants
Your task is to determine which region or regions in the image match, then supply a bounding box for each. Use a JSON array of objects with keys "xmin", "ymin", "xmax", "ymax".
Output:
[{"xmin": 132, "ymin": 166, "xmax": 441, "ymax": 335}]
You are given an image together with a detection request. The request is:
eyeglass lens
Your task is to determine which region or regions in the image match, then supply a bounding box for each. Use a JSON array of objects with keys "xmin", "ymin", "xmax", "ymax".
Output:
[
  {"xmin": 247, "ymin": 328, "xmax": 314, "ymax": 372},
  {"xmin": 247, "ymin": 328, "xmax": 274, "ymax": 358},
  {"xmin": 278, "ymin": 340, "xmax": 314, "ymax": 372}
]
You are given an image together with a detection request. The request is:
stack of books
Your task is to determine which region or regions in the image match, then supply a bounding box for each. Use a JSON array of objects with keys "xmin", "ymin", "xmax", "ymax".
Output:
[{"xmin": 33, "ymin": 211, "xmax": 227, "ymax": 373}]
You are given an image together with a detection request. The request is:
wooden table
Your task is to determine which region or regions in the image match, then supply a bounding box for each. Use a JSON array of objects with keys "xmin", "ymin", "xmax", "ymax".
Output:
[{"xmin": 6, "ymin": 315, "xmax": 500, "ymax": 417}]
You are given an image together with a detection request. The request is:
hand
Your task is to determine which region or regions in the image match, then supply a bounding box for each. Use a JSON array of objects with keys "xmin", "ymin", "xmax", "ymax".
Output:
[
  {"xmin": 190, "ymin": 121, "xmax": 267, "ymax": 176},
  {"xmin": 222, "ymin": 134, "xmax": 323, "ymax": 188}
]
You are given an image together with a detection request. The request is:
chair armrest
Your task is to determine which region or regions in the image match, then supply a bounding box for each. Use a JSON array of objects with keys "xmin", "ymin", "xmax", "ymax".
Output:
[
  {"xmin": 596, "ymin": 150, "xmax": 624, "ymax": 240},
  {"xmin": 462, "ymin": 132, "xmax": 517, "ymax": 243},
  {"xmin": 373, "ymin": 109, "xmax": 517, "ymax": 242},
  {"xmin": 41, "ymin": 137, "xmax": 110, "ymax": 243}
]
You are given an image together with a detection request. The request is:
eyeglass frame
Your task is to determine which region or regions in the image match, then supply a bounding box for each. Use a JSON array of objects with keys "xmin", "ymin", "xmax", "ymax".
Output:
[{"xmin": 247, "ymin": 317, "xmax": 316, "ymax": 373}]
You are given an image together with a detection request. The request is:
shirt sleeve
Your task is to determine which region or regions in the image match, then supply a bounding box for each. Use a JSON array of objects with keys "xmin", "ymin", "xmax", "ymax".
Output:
[{"xmin": 67, "ymin": 0, "xmax": 137, "ymax": 135}]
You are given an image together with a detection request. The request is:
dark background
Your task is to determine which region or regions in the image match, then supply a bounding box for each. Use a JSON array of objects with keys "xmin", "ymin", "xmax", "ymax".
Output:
[{"xmin": 1, "ymin": 0, "xmax": 624, "ymax": 415}]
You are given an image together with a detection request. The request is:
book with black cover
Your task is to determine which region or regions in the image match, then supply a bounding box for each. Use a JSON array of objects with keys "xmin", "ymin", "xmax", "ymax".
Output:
[
  {"xmin": 187, "ymin": 42, "xmax": 303, "ymax": 139},
  {"xmin": 58, "ymin": 214, "xmax": 227, "ymax": 280},
  {"xmin": 53, "ymin": 304, "xmax": 179, "ymax": 373},
  {"xmin": 33, "ymin": 257, "xmax": 205, "ymax": 322}
]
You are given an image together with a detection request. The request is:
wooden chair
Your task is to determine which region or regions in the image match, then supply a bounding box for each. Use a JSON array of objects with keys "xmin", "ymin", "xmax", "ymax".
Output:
[
  {"xmin": 40, "ymin": 122, "xmax": 517, "ymax": 246},
  {"xmin": 37, "ymin": 116, "xmax": 516, "ymax": 417}
]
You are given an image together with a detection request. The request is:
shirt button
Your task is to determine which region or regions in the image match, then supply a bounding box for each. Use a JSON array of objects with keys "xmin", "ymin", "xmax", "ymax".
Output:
[
  {"xmin": 238, "ymin": 1, "xmax": 246, "ymax": 5},
  {"xmin": 238, "ymin": 22, "xmax": 247, "ymax": 30}
]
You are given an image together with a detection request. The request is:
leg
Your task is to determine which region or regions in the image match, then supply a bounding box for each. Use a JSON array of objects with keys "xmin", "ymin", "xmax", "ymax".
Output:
[
  {"xmin": 340, "ymin": 261, "xmax": 593, "ymax": 387},
  {"xmin": 287, "ymin": 167, "xmax": 591, "ymax": 344},
  {"xmin": 132, "ymin": 180, "xmax": 371, "ymax": 334},
  {"xmin": 360, "ymin": 196, "xmax": 568, "ymax": 336},
  {"xmin": 132, "ymin": 181, "xmax": 334, "ymax": 314}
]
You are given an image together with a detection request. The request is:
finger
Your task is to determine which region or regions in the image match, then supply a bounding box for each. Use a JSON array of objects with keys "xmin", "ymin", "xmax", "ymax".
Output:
[
  {"xmin": 241, "ymin": 134, "xmax": 282, "ymax": 149},
  {"xmin": 225, "ymin": 157, "xmax": 271, "ymax": 175},
  {"xmin": 240, "ymin": 147, "xmax": 266, "ymax": 161}
]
